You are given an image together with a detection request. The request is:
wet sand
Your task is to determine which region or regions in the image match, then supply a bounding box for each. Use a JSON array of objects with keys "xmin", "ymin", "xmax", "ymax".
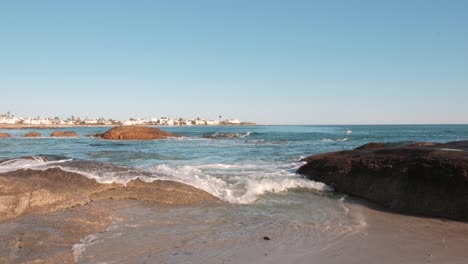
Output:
[
  {"xmin": 0, "ymin": 200, "xmax": 115, "ymax": 263},
  {"xmin": 248, "ymin": 201, "xmax": 468, "ymax": 264},
  {"xmin": 70, "ymin": 196, "xmax": 468, "ymax": 264}
]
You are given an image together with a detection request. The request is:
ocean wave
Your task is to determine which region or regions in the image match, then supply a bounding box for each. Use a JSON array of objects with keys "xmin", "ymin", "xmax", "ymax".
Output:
[
  {"xmin": 147, "ymin": 162, "xmax": 331, "ymax": 204},
  {"xmin": 0, "ymin": 156, "xmax": 331, "ymax": 204},
  {"xmin": 0, "ymin": 155, "xmax": 73, "ymax": 173},
  {"xmin": 202, "ymin": 131, "xmax": 256, "ymax": 139}
]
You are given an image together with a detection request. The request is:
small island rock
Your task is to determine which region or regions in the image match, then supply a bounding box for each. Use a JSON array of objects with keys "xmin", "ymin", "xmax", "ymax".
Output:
[
  {"xmin": 0, "ymin": 133, "xmax": 11, "ymax": 138},
  {"xmin": 97, "ymin": 126, "xmax": 177, "ymax": 140},
  {"xmin": 50, "ymin": 131, "xmax": 78, "ymax": 137},
  {"xmin": 25, "ymin": 132, "xmax": 41, "ymax": 137}
]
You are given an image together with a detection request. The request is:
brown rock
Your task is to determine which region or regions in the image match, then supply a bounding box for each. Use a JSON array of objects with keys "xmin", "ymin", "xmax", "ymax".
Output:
[
  {"xmin": 24, "ymin": 131, "xmax": 41, "ymax": 137},
  {"xmin": 297, "ymin": 141, "xmax": 468, "ymax": 220},
  {"xmin": 0, "ymin": 133, "xmax": 10, "ymax": 138},
  {"xmin": 354, "ymin": 142, "xmax": 393, "ymax": 150},
  {"xmin": 0, "ymin": 167, "xmax": 217, "ymax": 221},
  {"xmin": 98, "ymin": 126, "xmax": 177, "ymax": 140},
  {"xmin": 50, "ymin": 131, "xmax": 78, "ymax": 137},
  {"xmin": 0, "ymin": 200, "xmax": 114, "ymax": 264}
]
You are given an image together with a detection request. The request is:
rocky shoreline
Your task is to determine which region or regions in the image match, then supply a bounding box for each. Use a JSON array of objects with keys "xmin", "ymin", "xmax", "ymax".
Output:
[
  {"xmin": 0, "ymin": 167, "xmax": 218, "ymax": 221},
  {"xmin": 298, "ymin": 141, "xmax": 468, "ymax": 220},
  {"xmin": 0, "ymin": 125, "xmax": 257, "ymax": 140},
  {"xmin": 0, "ymin": 165, "xmax": 219, "ymax": 263}
]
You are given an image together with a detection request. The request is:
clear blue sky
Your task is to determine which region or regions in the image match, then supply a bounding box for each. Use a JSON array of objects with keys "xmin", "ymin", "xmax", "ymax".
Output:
[{"xmin": 1, "ymin": 0, "xmax": 467, "ymax": 124}]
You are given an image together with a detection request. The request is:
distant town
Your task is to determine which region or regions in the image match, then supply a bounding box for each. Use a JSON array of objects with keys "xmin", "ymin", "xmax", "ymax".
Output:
[{"xmin": 0, "ymin": 112, "xmax": 255, "ymax": 126}]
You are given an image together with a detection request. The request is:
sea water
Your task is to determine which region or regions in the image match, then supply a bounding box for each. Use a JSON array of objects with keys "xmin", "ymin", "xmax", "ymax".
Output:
[{"xmin": 1, "ymin": 125, "xmax": 467, "ymax": 263}]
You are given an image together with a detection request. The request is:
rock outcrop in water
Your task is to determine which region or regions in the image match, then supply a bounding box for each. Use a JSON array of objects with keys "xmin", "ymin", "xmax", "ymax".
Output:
[
  {"xmin": 95, "ymin": 126, "xmax": 177, "ymax": 140},
  {"xmin": 25, "ymin": 131, "xmax": 41, "ymax": 137},
  {"xmin": 202, "ymin": 132, "xmax": 252, "ymax": 139},
  {"xmin": 203, "ymin": 132, "xmax": 238, "ymax": 139},
  {"xmin": 0, "ymin": 167, "xmax": 217, "ymax": 221},
  {"xmin": 0, "ymin": 133, "xmax": 11, "ymax": 138},
  {"xmin": 50, "ymin": 131, "xmax": 78, "ymax": 137},
  {"xmin": 297, "ymin": 141, "xmax": 468, "ymax": 220}
]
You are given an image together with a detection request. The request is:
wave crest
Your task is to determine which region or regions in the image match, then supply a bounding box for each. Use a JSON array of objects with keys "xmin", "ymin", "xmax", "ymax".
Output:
[
  {"xmin": 0, "ymin": 156, "xmax": 331, "ymax": 204},
  {"xmin": 148, "ymin": 163, "xmax": 331, "ymax": 204}
]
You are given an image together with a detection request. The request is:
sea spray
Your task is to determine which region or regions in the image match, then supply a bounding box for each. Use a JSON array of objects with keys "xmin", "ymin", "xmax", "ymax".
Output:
[{"xmin": 147, "ymin": 162, "xmax": 331, "ymax": 204}]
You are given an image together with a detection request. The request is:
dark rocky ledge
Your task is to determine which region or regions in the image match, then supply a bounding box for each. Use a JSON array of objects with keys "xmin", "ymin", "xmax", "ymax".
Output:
[{"xmin": 297, "ymin": 141, "xmax": 468, "ymax": 220}]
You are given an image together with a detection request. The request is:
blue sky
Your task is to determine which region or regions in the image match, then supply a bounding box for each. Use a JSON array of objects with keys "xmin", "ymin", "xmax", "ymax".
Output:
[{"xmin": 1, "ymin": 0, "xmax": 467, "ymax": 124}]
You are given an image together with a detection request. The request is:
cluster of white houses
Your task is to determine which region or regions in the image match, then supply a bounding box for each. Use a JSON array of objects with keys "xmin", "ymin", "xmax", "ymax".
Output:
[
  {"xmin": 123, "ymin": 117, "xmax": 242, "ymax": 126},
  {"xmin": 0, "ymin": 112, "xmax": 245, "ymax": 126}
]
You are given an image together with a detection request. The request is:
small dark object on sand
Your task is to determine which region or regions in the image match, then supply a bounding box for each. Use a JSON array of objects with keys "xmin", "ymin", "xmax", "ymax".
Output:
[{"xmin": 263, "ymin": 236, "xmax": 270, "ymax": 240}]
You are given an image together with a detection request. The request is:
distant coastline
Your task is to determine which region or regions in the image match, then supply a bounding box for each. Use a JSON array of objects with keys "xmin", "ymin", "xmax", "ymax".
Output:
[
  {"xmin": 0, "ymin": 112, "xmax": 255, "ymax": 128},
  {"xmin": 0, "ymin": 122, "xmax": 257, "ymax": 130}
]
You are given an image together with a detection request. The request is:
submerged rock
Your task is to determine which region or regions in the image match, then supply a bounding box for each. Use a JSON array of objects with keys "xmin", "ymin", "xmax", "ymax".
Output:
[
  {"xmin": 202, "ymin": 132, "xmax": 252, "ymax": 139},
  {"xmin": 50, "ymin": 131, "xmax": 78, "ymax": 137},
  {"xmin": 25, "ymin": 131, "xmax": 41, "ymax": 137},
  {"xmin": 297, "ymin": 141, "xmax": 468, "ymax": 220},
  {"xmin": 96, "ymin": 126, "xmax": 177, "ymax": 140},
  {"xmin": 203, "ymin": 132, "xmax": 238, "ymax": 139},
  {"xmin": 0, "ymin": 133, "xmax": 11, "ymax": 138}
]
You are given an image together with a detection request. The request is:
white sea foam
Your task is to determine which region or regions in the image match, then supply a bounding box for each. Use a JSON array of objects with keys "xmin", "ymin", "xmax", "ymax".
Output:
[
  {"xmin": 72, "ymin": 234, "xmax": 101, "ymax": 261},
  {"xmin": 1, "ymin": 156, "xmax": 331, "ymax": 204},
  {"xmin": 238, "ymin": 131, "xmax": 252, "ymax": 138},
  {"xmin": 57, "ymin": 166, "xmax": 144, "ymax": 184},
  {"xmin": 335, "ymin": 138, "xmax": 349, "ymax": 142},
  {"xmin": 438, "ymin": 148, "xmax": 463, "ymax": 152},
  {"xmin": 0, "ymin": 156, "xmax": 73, "ymax": 173},
  {"xmin": 147, "ymin": 162, "xmax": 331, "ymax": 204},
  {"xmin": 60, "ymin": 160, "xmax": 332, "ymax": 204}
]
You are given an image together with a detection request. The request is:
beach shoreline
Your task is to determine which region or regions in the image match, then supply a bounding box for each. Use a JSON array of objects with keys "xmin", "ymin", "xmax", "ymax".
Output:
[
  {"xmin": 0, "ymin": 123, "xmax": 257, "ymax": 130},
  {"xmin": 1, "ymin": 125, "xmax": 467, "ymax": 263}
]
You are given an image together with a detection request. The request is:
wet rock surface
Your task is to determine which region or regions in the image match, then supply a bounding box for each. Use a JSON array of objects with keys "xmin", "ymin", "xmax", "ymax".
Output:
[
  {"xmin": 0, "ymin": 200, "xmax": 115, "ymax": 264},
  {"xmin": 25, "ymin": 131, "xmax": 41, "ymax": 137},
  {"xmin": 50, "ymin": 131, "xmax": 78, "ymax": 137},
  {"xmin": 0, "ymin": 167, "xmax": 218, "ymax": 221},
  {"xmin": 203, "ymin": 132, "xmax": 238, "ymax": 139},
  {"xmin": 0, "ymin": 133, "xmax": 11, "ymax": 138},
  {"xmin": 95, "ymin": 126, "xmax": 177, "ymax": 140},
  {"xmin": 0, "ymin": 161, "xmax": 218, "ymax": 263},
  {"xmin": 298, "ymin": 141, "xmax": 468, "ymax": 220},
  {"xmin": 202, "ymin": 132, "xmax": 252, "ymax": 139}
]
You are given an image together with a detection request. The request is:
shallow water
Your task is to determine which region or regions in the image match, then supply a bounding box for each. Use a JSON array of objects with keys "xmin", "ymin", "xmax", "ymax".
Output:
[
  {"xmin": 73, "ymin": 193, "xmax": 365, "ymax": 263},
  {"xmin": 1, "ymin": 125, "xmax": 468, "ymax": 263}
]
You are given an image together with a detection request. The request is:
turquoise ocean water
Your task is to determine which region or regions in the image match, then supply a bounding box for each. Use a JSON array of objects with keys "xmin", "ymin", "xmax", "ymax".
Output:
[{"xmin": 1, "ymin": 125, "xmax": 467, "ymax": 203}]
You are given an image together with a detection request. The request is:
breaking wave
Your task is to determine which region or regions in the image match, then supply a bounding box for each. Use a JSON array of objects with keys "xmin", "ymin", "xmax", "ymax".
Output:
[
  {"xmin": 0, "ymin": 155, "xmax": 73, "ymax": 173},
  {"xmin": 0, "ymin": 156, "xmax": 330, "ymax": 204},
  {"xmin": 148, "ymin": 163, "xmax": 330, "ymax": 204}
]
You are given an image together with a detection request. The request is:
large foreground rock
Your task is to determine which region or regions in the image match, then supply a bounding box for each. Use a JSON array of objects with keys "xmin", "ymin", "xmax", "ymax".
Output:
[
  {"xmin": 0, "ymin": 168, "xmax": 217, "ymax": 221},
  {"xmin": 297, "ymin": 141, "xmax": 468, "ymax": 220},
  {"xmin": 97, "ymin": 125, "xmax": 177, "ymax": 140}
]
